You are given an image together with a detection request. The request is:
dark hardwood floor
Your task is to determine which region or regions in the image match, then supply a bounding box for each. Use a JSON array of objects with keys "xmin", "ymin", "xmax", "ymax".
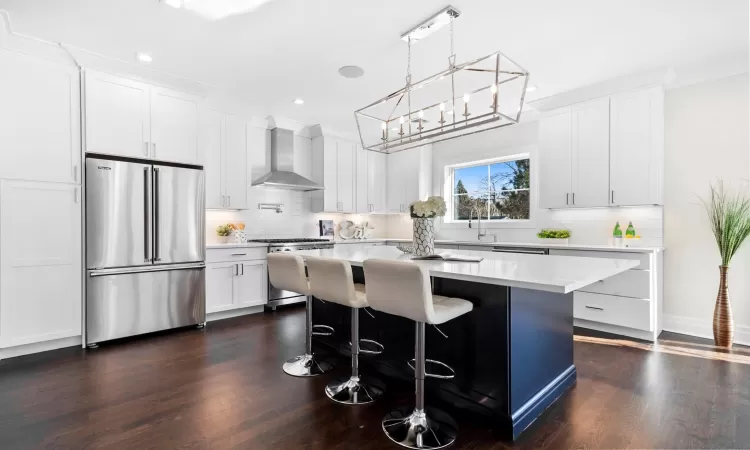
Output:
[{"xmin": 0, "ymin": 307, "xmax": 748, "ymax": 449}]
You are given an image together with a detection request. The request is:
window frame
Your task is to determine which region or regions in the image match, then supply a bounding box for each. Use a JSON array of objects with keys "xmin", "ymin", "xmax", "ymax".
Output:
[{"xmin": 444, "ymin": 153, "xmax": 532, "ymax": 225}]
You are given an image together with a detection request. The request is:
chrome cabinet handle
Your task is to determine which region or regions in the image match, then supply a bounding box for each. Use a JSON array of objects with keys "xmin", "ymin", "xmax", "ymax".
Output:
[
  {"xmin": 235, "ymin": 264, "xmax": 239, "ymax": 276},
  {"xmin": 221, "ymin": 194, "xmax": 224, "ymax": 207},
  {"xmin": 611, "ymin": 190, "xmax": 615, "ymax": 204},
  {"xmin": 566, "ymin": 193, "xmax": 569, "ymax": 205},
  {"xmin": 152, "ymin": 142, "xmax": 156, "ymax": 158},
  {"xmin": 572, "ymin": 192, "xmax": 575, "ymax": 205},
  {"xmin": 585, "ymin": 305, "xmax": 604, "ymax": 311},
  {"xmin": 231, "ymin": 253, "xmax": 247, "ymax": 256},
  {"xmin": 73, "ymin": 165, "xmax": 79, "ymax": 183},
  {"xmin": 144, "ymin": 167, "xmax": 151, "ymax": 262},
  {"xmin": 241, "ymin": 264, "xmax": 244, "ymax": 275},
  {"xmin": 153, "ymin": 167, "xmax": 161, "ymax": 261},
  {"xmin": 143, "ymin": 141, "xmax": 149, "ymax": 156},
  {"xmin": 74, "ymin": 187, "xmax": 80, "ymax": 204}
]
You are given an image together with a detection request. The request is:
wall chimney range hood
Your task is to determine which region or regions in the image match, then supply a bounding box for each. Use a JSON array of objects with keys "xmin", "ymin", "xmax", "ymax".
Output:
[{"xmin": 251, "ymin": 128, "xmax": 323, "ymax": 191}]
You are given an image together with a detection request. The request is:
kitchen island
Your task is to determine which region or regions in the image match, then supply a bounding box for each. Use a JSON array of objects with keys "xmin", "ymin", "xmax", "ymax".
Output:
[{"xmin": 292, "ymin": 246, "xmax": 639, "ymax": 439}]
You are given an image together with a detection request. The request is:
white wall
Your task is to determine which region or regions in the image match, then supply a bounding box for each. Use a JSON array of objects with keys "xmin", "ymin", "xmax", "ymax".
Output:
[{"xmin": 663, "ymin": 73, "xmax": 750, "ymax": 338}]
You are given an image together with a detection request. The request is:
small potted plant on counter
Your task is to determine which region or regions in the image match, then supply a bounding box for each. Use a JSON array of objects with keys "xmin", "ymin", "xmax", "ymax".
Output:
[
  {"xmin": 215, "ymin": 224, "xmax": 233, "ymax": 244},
  {"xmin": 537, "ymin": 229, "xmax": 571, "ymax": 244}
]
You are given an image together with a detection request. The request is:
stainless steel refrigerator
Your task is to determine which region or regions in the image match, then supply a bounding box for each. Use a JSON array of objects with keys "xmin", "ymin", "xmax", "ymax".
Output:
[{"xmin": 85, "ymin": 154, "xmax": 206, "ymax": 346}]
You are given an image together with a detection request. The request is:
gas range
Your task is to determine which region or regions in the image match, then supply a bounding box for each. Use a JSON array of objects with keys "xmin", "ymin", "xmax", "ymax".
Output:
[{"xmin": 248, "ymin": 238, "xmax": 334, "ymax": 253}]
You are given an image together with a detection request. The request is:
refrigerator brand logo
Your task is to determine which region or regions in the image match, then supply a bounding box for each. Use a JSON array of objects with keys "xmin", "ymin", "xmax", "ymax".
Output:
[{"xmin": 97, "ymin": 166, "xmax": 112, "ymax": 171}]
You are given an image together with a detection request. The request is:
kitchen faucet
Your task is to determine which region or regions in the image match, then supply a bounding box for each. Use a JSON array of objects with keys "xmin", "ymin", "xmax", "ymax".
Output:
[{"xmin": 468, "ymin": 206, "xmax": 487, "ymax": 241}]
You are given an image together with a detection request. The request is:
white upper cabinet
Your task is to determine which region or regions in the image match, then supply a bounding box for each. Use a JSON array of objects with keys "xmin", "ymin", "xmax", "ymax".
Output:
[
  {"xmin": 223, "ymin": 114, "xmax": 248, "ymax": 210},
  {"xmin": 356, "ymin": 143, "xmax": 369, "ymax": 213},
  {"xmin": 0, "ymin": 50, "xmax": 81, "ymax": 184},
  {"xmin": 311, "ymin": 134, "xmax": 358, "ymax": 213},
  {"xmin": 150, "ymin": 87, "xmax": 200, "ymax": 164},
  {"xmin": 0, "ymin": 180, "xmax": 82, "ymax": 347},
  {"xmin": 386, "ymin": 146, "xmax": 432, "ymax": 213},
  {"xmin": 571, "ymin": 98, "xmax": 610, "ymax": 207},
  {"xmin": 199, "ymin": 110, "xmax": 253, "ymax": 210},
  {"xmin": 610, "ymin": 87, "xmax": 664, "ymax": 206},
  {"xmin": 538, "ymin": 87, "xmax": 664, "ymax": 209},
  {"xmin": 538, "ymin": 108, "xmax": 572, "ymax": 209},
  {"xmin": 337, "ymin": 141, "xmax": 355, "ymax": 212},
  {"xmin": 368, "ymin": 150, "xmax": 388, "ymax": 213},
  {"xmin": 84, "ymin": 70, "xmax": 202, "ymax": 164},
  {"xmin": 84, "ymin": 70, "xmax": 150, "ymax": 159}
]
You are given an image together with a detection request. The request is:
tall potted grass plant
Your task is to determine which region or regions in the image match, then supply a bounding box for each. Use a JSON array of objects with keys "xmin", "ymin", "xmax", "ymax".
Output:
[{"xmin": 701, "ymin": 182, "xmax": 750, "ymax": 347}]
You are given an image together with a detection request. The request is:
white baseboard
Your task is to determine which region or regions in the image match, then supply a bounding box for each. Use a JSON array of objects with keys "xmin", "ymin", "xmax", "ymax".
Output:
[
  {"xmin": 207, "ymin": 305, "xmax": 264, "ymax": 322},
  {"xmin": 662, "ymin": 314, "xmax": 750, "ymax": 346},
  {"xmin": 0, "ymin": 335, "xmax": 82, "ymax": 360}
]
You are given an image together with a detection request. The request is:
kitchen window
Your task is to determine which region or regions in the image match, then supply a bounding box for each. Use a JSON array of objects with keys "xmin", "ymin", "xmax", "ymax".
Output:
[{"xmin": 449, "ymin": 156, "xmax": 530, "ymax": 222}]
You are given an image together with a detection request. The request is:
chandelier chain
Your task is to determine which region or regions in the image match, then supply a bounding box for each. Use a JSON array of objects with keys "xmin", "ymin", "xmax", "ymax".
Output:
[
  {"xmin": 406, "ymin": 36, "xmax": 412, "ymax": 85},
  {"xmin": 450, "ymin": 15, "xmax": 455, "ymax": 58}
]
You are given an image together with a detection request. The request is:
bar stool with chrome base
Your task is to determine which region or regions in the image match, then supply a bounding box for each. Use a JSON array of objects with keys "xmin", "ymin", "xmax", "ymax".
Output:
[
  {"xmin": 363, "ymin": 259, "xmax": 473, "ymax": 449},
  {"xmin": 267, "ymin": 253, "xmax": 334, "ymax": 377},
  {"xmin": 306, "ymin": 256, "xmax": 385, "ymax": 405}
]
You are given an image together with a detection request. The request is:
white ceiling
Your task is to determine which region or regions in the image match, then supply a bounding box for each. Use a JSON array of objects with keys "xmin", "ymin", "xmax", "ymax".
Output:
[{"xmin": 0, "ymin": 0, "xmax": 747, "ymax": 134}]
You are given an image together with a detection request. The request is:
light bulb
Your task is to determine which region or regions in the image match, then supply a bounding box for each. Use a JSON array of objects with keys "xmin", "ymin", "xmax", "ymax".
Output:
[
  {"xmin": 381, "ymin": 122, "xmax": 387, "ymax": 130},
  {"xmin": 463, "ymin": 93, "xmax": 471, "ymax": 103},
  {"xmin": 399, "ymin": 116, "xmax": 405, "ymax": 124},
  {"xmin": 439, "ymin": 102, "xmax": 445, "ymax": 111},
  {"xmin": 490, "ymin": 84, "xmax": 497, "ymax": 94},
  {"xmin": 418, "ymin": 110, "xmax": 424, "ymax": 118}
]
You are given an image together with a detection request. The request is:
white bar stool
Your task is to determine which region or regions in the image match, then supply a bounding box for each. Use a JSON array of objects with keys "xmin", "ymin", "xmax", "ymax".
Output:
[
  {"xmin": 306, "ymin": 256, "xmax": 385, "ymax": 405},
  {"xmin": 363, "ymin": 259, "xmax": 473, "ymax": 450},
  {"xmin": 267, "ymin": 253, "xmax": 334, "ymax": 377}
]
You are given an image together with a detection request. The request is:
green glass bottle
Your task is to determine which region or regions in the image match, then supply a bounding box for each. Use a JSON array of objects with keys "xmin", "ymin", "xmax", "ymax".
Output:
[
  {"xmin": 625, "ymin": 221, "xmax": 636, "ymax": 237},
  {"xmin": 613, "ymin": 221, "xmax": 623, "ymax": 238}
]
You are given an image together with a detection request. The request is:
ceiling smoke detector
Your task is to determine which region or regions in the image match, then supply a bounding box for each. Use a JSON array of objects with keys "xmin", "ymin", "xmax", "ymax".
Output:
[{"xmin": 339, "ymin": 66, "xmax": 365, "ymax": 79}]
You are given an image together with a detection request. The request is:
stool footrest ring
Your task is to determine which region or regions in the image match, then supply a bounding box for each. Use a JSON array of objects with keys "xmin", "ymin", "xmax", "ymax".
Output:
[
  {"xmin": 407, "ymin": 358, "xmax": 456, "ymax": 380},
  {"xmin": 312, "ymin": 324, "xmax": 334, "ymax": 336},
  {"xmin": 358, "ymin": 339, "xmax": 384, "ymax": 355}
]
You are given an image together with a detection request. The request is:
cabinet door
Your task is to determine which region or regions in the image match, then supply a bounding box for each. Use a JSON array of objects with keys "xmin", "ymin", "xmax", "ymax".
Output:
[
  {"xmin": 368, "ymin": 150, "xmax": 387, "ymax": 212},
  {"xmin": 322, "ymin": 138, "xmax": 339, "ymax": 211},
  {"xmin": 0, "ymin": 50, "xmax": 81, "ymax": 184},
  {"xmin": 200, "ymin": 110, "xmax": 224, "ymax": 209},
  {"xmin": 0, "ymin": 181, "xmax": 82, "ymax": 347},
  {"xmin": 236, "ymin": 260, "xmax": 268, "ymax": 307},
  {"xmin": 355, "ymin": 143, "xmax": 369, "ymax": 213},
  {"xmin": 571, "ymin": 99, "xmax": 610, "ymax": 207},
  {"xmin": 206, "ymin": 262, "xmax": 236, "ymax": 313},
  {"xmin": 610, "ymin": 89, "xmax": 661, "ymax": 206},
  {"xmin": 538, "ymin": 108, "xmax": 572, "ymax": 209},
  {"xmin": 84, "ymin": 70, "xmax": 150, "ymax": 158},
  {"xmin": 386, "ymin": 151, "xmax": 405, "ymax": 213},
  {"xmin": 401, "ymin": 148, "xmax": 421, "ymax": 207},
  {"xmin": 223, "ymin": 115, "xmax": 248, "ymax": 210},
  {"xmin": 150, "ymin": 87, "xmax": 200, "ymax": 164},
  {"xmin": 337, "ymin": 141, "xmax": 355, "ymax": 212}
]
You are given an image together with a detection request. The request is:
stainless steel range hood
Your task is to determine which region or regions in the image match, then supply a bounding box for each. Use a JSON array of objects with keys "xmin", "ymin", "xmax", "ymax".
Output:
[{"xmin": 251, "ymin": 128, "xmax": 323, "ymax": 191}]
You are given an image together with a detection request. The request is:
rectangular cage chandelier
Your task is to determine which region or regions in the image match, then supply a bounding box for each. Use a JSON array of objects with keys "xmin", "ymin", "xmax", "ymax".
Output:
[{"xmin": 355, "ymin": 6, "xmax": 530, "ymax": 154}]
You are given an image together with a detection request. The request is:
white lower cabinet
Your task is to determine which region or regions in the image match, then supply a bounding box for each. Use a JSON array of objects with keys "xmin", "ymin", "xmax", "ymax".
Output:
[
  {"xmin": 206, "ymin": 250, "xmax": 267, "ymax": 314},
  {"xmin": 0, "ymin": 180, "xmax": 82, "ymax": 348}
]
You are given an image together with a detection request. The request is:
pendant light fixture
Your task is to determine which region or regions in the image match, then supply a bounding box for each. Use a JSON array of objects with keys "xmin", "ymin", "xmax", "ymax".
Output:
[{"xmin": 355, "ymin": 6, "xmax": 530, "ymax": 154}]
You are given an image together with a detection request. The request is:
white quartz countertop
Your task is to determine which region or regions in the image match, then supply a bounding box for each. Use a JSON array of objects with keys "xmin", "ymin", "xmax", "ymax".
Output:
[
  {"xmin": 206, "ymin": 242, "xmax": 269, "ymax": 249},
  {"xmin": 332, "ymin": 238, "xmax": 663, "ymax": 253},
  {"xmin": 292, "ymin": 246, "xmax": 639, "ymax": 294}
]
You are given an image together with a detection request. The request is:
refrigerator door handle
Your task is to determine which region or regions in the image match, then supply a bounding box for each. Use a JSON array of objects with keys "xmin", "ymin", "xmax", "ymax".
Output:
[
  {"xmin": 153, "ymin": 167, "xmax": 161, "ymax": 262},
  {"xmin": 89, "ymin": 263, "xmax": 206, "ymax": 277},
  {"xmin": 144, "ymin": 167, "xmax": 151, "ymax": 262}
]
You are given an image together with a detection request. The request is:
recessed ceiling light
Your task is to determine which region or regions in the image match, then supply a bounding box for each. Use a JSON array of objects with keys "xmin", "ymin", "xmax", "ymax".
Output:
[
  {"xmin": 293, "ymin": 98, "xmax": 304, "ymax": 105},
  {"xmin": 526, "ymin": 85, "xmax": 537, "ymax": 92},
  {"xmin": 136, "ymin": 52, "xmax": 153, "ymax": 63},
  {"xmin": 339, "ymin": 66, "xmax": 365, "ymax": 79},
  {"xmin": 162, "ymin": 0, "xmax": 183, "ymax": 8}
]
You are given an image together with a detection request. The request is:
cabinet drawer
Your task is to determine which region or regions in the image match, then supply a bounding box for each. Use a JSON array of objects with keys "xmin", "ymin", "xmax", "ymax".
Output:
[
  {"xmin": 549, "ymin": 249, "xmax": 651, "ymax": 270},
  {"xmin": 207, "ymin": 247, "xmax": 267, "ymax": 263},
  {"xmin": 574, "ymin": 292, "xmax": 652, "ymax": 331},
  {"xmin": 578, "ymin": 269, "xmax": 651, "ymax": 299}
]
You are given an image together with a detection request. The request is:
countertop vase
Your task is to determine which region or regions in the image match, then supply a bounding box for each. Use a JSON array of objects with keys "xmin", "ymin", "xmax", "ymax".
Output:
[
  {"xmin": 713, "ymin": 265, "xmax": 734, "ymax": 347},
  {"xmin": 413, "ymin": 217, "xmax": 435, "ymax": 256},
  {"xmin": 216, "ymin": 235, "xmax": 230, "ymax": 244}
]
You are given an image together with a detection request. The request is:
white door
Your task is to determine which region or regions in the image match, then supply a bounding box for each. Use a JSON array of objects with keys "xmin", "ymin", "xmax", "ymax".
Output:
[
  {"xmin": 368, "ymin": 150, "xmax": 387, "ymax": 212},
  {"xmin": 322, "ymin": 138, "xmax": 338, "ymax": 211},
  {"xmin": 0, "ymin": 181, "xmax": 82, "ymax": 347},
  {"xmin": 150, "ymin": 87, "xmax": 200, "ymax": 164},
  {"xmin": 223, "ymin": 115, "xmax": 248, "ymax": 210},
  {"xmin": 206, "ymin": 262, "xmax": 236, "ymax": 313},
  {"xmin": 387, "ymin": 151, "xmax": 405, "ymax": 213},
  {"xmin": 200, "ymin": 110, "xmax": 224, "ymax": 209},
  {"xmin": 236, "ymin": 260, "xmax": 268, "ymax": 307},
  {"xmin": 0, "ymin": 50, "xmax": 81, "ymax": 184},
  {"xmin": 538, "ymin": 108, "xmax": 572, "ymax": 209},
  {"xmin": 337, "ymin": 141, "xmax": 355, "ymax": 212},
  {"xmin": 610, "ymin": 89, "xmax": 658, "ymax": 206},
  {"xmin": 84, "ymin": 70, "xmax": 150, "ymax": 158},
  {"xmin": 355, "ymin": 143, "xmax": 369, "ymax": 213},
  {"xmin": 571, "ymin": 98, "xmax": 610, "ymax": 208}
]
